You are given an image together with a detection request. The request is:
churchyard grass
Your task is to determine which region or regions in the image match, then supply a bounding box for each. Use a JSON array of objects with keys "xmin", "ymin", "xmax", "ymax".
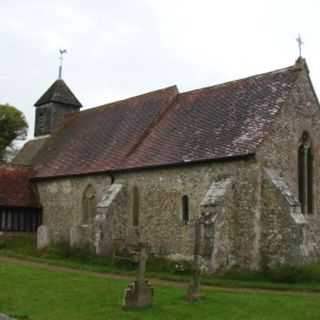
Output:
[
  {"xmin": 2, "ymin": 234, "xmax": 320, "ymax": 293},
  {"xmin": 1, "ymin": 260, "xmax": 320, "ymax": 320}
]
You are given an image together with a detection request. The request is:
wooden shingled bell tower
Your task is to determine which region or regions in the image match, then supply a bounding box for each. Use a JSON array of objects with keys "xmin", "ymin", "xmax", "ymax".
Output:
[{"xmin": 34, "ymin": 50, "xmax": 82, "ymax": 137}]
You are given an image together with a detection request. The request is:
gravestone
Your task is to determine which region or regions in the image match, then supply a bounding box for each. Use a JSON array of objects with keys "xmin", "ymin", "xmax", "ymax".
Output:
[
  {"xmin": 187, "ymin": 220, "xmax": 202, "ymax": 301},
  {"xmin": 122, "ymin": 243, "xmax": 153, "ymax": 310},
  {"xmin": 37, "ymin": 225, "xmax": 50, "ymax": 250}
]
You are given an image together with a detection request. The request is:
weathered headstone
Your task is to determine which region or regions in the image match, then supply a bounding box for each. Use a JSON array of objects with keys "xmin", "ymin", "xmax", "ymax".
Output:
[
  {"xmin": 37, "ymin": 225, "xmax": 50, "ymax": 250},
  {"xmin": 122, "ymin": 243, "xmax": 153, "ymax": 310},
  {"xmin": 187, "ymin": 220, "xmax": 202, "ymax": 301}
]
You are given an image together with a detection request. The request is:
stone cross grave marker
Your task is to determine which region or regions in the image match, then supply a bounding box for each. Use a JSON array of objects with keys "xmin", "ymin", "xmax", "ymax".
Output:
[
  {"xmin": 137, "ymin": 243, "xmax": 147, "ymax": 282},
  {"xmin": 122, "ymin": 242, "xmax": 153, "ymax": 310},
  {"xmin": 187, "ymin": 218, "xmax": 203, "ymax": 301}
]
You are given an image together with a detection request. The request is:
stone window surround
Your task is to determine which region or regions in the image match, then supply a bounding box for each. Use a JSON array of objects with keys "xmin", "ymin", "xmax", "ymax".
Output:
[
  {"xmin": 132, "ymin": 186, "xmax": 140, "ymax": 227},
  {"xmin": 82, "ymin": 184, "xmax": 97, "ymax": 225},
  {"xmin": 298, "ymin": 131, "xmax": 313, "ymax": 215},
  {"xmin": 182, "ymin": 195, "xmax": 190, "ymax": 225}
]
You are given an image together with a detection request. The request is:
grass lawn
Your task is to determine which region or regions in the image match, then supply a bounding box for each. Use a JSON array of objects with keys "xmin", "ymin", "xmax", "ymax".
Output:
[
  {"xmin": 3, "ymin": 235, "xmax": 320, "ymax": 293},
  {"xmin": 0, "ymin": 260, "xmax": 320, "ymax": 320}
]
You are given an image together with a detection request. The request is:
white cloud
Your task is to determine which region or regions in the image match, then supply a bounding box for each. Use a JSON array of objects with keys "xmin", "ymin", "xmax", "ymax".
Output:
[{"xmin": 1, "ymin": 0, "xmax": 320, "ymax": 140}]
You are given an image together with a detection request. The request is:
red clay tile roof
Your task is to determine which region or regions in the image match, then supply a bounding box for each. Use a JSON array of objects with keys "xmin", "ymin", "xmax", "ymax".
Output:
[
  {"xmin": 0, "ymin": 164, "xmax": 40, "ymax": 207},
  {"xmin": 35, "ymin": 79, "xmax": 82, "ymax": 107},
  {"xmin": 31, "ymin": 63, "xmax": 300, "ymax": 179},
  {"xmin": 124, "ymin": 65, "xmax": 299, "ymax": 169},
  {"xmin": 33, "ymin": 86, "xmax": 178, "ymax": 177}
]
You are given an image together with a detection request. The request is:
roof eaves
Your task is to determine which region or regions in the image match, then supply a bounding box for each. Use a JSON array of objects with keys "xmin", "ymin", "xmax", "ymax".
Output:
[{"xmin": 31, "ymin": 153, "xmax": 256, "ymax": 181}]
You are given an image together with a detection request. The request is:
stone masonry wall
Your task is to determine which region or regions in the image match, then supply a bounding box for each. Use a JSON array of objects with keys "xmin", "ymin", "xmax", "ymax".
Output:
[
  {"xmin": 94, "ymin": 183, "xmax": 129, "ymax": 255},
  {"xmin": 36, "ymin": 175, "xmax": 112, "ymax": 244},
  {"xmin": 261, "ymin": 169, "xmax": 308, "ymax": 267},
  {"xmin": 36, "ymin": 159, "xmax": 261, "ymax": 271},
  {"xmin": 257, "ymin": 64, "xmax": 320, "ymax": 264},
  {"xmin": 200, "ymin": 178, "xmax": 235, "ymax": 272}
]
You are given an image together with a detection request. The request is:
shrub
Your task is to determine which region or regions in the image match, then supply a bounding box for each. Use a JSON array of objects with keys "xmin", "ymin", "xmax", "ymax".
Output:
[
  {"xmin": 0, "ymin": 234, "xmax": 36, "ymax": 255},
  {"xmin": 264, "ymin": 264, "xmax": 320, "ymax": 283},
  {"xmin": 214, "ymin": 266, "xmax": 264, "ymax": 282},
  {"xmin": 264, "ymin": 265, "xmax": 302, "ymax": 283},
  {"xmin": 47, "ymin": 242, "xmax": 114, "ymax": 266}
]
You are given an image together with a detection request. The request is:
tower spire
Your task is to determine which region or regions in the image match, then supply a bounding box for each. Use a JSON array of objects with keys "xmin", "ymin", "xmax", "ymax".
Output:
[{"xmin": 58, "ymin": 49, "xmax": 67, "ymax": 79}]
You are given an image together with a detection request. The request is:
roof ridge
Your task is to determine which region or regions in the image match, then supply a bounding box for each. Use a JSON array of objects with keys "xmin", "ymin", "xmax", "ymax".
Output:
[
  {"xmin": 79, "ymin": 85, "xmax": 178, "ymax": 115},
  {"xmin": 181, "ymin": 64, "xmax": 298, "ymax": 96},
  {"xmin": 123, "ymin": 94, "xmax": 179, "ymax": 160}
]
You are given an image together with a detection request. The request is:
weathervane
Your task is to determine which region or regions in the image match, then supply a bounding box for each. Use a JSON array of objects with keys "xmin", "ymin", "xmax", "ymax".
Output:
[
  {"xmin": 58, "ymin": 49, "xmax": 67, "ymax": 79},
  {"xmin": 296, "ymin": 34, "xmax": 303, "ymax": 58}
]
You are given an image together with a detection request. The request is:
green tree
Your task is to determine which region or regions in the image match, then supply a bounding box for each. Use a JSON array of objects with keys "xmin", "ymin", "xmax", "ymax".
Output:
[{"xmin": 0, "ymin": 104, "xmax": 28, "ymax": 161}]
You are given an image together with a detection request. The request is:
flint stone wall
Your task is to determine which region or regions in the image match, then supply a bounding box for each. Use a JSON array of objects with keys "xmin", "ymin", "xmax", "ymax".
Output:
[
  {"xmin": 36, "ymin": 159, "xmax": 261, "ymax": 271},
  {"xmin": 261, "ymin": 169, "xmax": 308, "ymax": 267},
  {"xmin": 36, "ymin": 175, "xmax": 112, "ymax": 244},
  {"xmin": 257, "ymin": 66, "xmax": 320, "ymax": 264},
  {"xmin": 200, "ymin": 178, "xmax": 236, "ymax": 272},
  {"xmin": 95, "ymin": 183, "xmax": 127, "ymax": 255}
]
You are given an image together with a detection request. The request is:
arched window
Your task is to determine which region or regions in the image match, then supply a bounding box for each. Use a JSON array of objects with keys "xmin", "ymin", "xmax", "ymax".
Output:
[
  {"xmin": 182, "ymin": 195, "xmax": 189, "ymax": 224},
  {"xmin": 82, "ymin": 185, "xmax": 96, "ymax": 224},
  {"xmin": 132, "ymin": 186, "xmax": 140, "ymax": 227},
  {"xmin": 298, "ymin": 132, "xmax": 313, "ymax": 214}
]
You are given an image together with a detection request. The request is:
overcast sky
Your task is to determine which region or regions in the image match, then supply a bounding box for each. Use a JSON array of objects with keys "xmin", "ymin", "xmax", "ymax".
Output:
[{"xmin": 1, "ymin": 0, "xmax": 320, "ymax": 139}]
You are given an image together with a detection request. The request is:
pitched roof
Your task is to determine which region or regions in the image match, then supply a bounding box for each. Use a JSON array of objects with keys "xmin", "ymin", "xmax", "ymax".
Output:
[
  {"xmin": 13, "ymin": 136, "xmax": 50, "ymax": 166},
  {"xmin": 0, "ymin": 164, "xmax": 40, "ymax": 207},
  {"xmin": 33, "ymin": 86, "xmax": 178, "ymax": 178},
  {"xmin": 124, "ymin": 65, "xmax": 299, "ymax": 169},
  {"xmin": 34, "ymin": 79, "xmax": 82, "ymax": 107},
  {"xmin": 31, "ymin": 63, "xmax": 301, "ymax": 179}
]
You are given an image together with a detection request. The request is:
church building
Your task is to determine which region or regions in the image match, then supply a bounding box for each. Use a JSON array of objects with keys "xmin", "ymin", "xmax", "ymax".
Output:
[{"xmin": 5, "ymin": 57, "xmax": 320, "ymax": 272}]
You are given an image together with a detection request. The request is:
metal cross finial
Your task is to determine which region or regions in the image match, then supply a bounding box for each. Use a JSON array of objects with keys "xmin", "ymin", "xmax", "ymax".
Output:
[
  {"xmin": 296, "ymin": 34, "xmax": 303, "ymax": 58},
  {"xmin": 58, "ymin": 49, "xmax": 67, "ymax": 79}
]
